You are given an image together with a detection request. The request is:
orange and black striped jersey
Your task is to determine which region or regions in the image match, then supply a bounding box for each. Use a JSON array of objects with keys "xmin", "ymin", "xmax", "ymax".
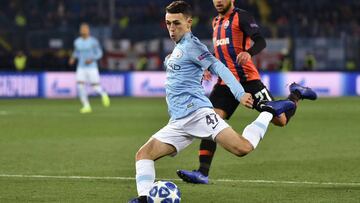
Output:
[{"xmin": 212, "ymin": 8, "xmax": 262, "ymax": 83}]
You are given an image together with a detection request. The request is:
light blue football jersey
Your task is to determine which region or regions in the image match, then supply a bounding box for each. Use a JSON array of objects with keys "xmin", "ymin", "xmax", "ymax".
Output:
[
  {"xmin": 72, "ymin": 36, "xmax": 103, "ymax": 69},
  {"xmin": 165, "ymin": 32, "xmax": 245, "ymax": 120}
]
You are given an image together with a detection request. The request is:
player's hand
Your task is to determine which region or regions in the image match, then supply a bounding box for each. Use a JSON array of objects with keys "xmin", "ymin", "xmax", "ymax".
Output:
[
  {"xmin": 236, "ymin": 52, "xmax": 251, "ymax": 65},
  {"xmin": 239, "ymin": 93, "xmax": 253, "ymax": 109},
  {"xmin": 69, "ymin": 58, "xmax": 75, "ymax": 65},
  {"xmin": 85, "ymin": 59, "xmax": 93, "ymax": 64},
  {"xmin": 203, "ymin": 70, "xmax": 212, "ymax": 81}
]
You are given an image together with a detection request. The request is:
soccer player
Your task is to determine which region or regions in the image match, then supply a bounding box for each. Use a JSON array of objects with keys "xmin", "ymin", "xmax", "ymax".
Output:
[
  {"xmin": 69, "ymin": 23, "xmax": 110, "ymax": 113},
  {"xmin": 176, "ymin": 0, "xmax": 317, "ymax": 184},
  {"xmin": 128, "ymin": 1, "xmax": 295, "ymax": 202}
]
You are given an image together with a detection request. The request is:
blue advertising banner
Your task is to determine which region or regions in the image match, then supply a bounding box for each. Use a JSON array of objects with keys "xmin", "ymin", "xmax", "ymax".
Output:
[
  {"xmin": 0, "ymin": 73, "xmax": 41, "ymax": 98},
  {"xmin": 0, "ymin": 72, "xmax": 358, "ymax": 98}
]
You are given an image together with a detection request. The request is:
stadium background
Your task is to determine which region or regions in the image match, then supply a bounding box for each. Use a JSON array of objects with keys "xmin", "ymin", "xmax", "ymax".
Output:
[
  {"xmin": 0, "ymin": 0, "xmax": 359, "ymax": 98},
  {"xmin": 0, "ymin": 1, "xmax": 359, "ymax": 203}
]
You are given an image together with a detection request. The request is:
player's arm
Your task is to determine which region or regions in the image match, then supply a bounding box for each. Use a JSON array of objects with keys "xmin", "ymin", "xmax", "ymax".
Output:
[
  {"xmin": 236, "ymin": 11, "xmax": 266, "ymax": 65},
  {"xmin": 208, "ymin": 61, "xmax": 253, "ymax": 108},
  {"xmin": 92, "ymin": 39, "xmax": 103, "ymax": 60},
  {"xmin": 188, "ymin": 39, "xmax": 253, "ymax": 108},
  {"xmin": 69, "ymin": 41, "xmax": 79, "ymax": 65}
]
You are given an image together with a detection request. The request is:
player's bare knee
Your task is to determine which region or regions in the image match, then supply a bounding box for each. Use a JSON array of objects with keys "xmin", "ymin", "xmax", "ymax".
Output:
[
  {"xmin": 135, "ymin": 145, "xmax": 152, "ymax": 161},
  {"xmin": 232, "ymin": 144, "xmax": 252, "ymax": 157},
  {"xmin": 135, "ymin": 148, "xmax": 145, "ymax": 161}
]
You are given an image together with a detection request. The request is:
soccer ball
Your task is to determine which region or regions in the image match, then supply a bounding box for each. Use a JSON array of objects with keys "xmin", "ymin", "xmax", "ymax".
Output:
[{"xmin": 147, "ymin": 181, "xmax": 181, "ymax": 203}]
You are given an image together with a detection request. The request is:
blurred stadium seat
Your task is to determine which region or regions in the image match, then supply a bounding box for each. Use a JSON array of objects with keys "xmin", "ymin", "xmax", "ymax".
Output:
[{"xmin": 0, "ymin": 0, "xmax": 359, "ymax": 71}]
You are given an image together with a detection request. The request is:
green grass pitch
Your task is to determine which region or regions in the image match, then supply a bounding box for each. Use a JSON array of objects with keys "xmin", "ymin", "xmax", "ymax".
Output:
[{"xmin": 0, "ymin": 97, "xmax": 359, "ymax": 202}]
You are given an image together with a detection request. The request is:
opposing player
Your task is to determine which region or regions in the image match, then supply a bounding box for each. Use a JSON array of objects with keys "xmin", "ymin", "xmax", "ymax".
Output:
[
  {"xmin": 177, "ymin": 0, "xmax": 317, "ymax": 184},
  {"xmin": 128, "ymin": 1, "xmax": 295, "ymax": 202},
  {"xmin": 69, "ymin": 23, "xmax": 110, "ymax": 113}
]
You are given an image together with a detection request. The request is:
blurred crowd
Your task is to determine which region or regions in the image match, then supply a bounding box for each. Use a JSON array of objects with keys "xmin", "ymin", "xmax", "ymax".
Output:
[{"xmin": 0, "ymin": 0, "xmax": 359, "ymax": 71}]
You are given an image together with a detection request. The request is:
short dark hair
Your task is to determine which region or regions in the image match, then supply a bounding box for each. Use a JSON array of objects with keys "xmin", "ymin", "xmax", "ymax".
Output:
[{"xmin": 166, "ymin": 1, "xmax": 192, "ymax": 17}]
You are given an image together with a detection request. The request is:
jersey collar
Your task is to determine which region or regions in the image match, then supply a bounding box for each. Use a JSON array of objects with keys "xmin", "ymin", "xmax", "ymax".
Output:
[{"xmin": 177, "ymin": 32, "xmax": 192, "ymax": 44}]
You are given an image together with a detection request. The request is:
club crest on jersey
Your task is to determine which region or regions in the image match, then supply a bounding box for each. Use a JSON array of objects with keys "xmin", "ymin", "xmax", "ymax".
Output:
[
  {"xmin": 172, "ymin": 49, "xmax": 183, "ymax": 59},
  {"xmin": 223, "ymin": 20, "xmax": 230, "ymax": 29}
]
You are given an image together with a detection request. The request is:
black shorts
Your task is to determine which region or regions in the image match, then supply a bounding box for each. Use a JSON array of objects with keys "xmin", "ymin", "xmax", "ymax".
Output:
[{"xmin": 209, "ymin": 80, "xmax": 274, "ymax": 119}]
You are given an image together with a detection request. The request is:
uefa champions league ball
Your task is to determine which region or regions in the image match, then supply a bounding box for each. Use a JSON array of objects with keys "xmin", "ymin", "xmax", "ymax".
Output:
[{"xmin": 147, "ymin": 181, "xmax": 181, "ymax": 203}]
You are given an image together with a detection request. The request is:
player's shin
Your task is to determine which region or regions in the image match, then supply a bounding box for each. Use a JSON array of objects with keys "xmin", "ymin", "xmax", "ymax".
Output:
[
  {"xmin": 198, "ymin": 140, "xmax": 216, "ymax": 176},
  {"xmin": 242, "ymin": 112, "xmax": 273, "ymax": 148},
  {"xmin": 77, "ymin": 83, "xmax": 89, "ymax": 107},
  {"xmin": 135, "ymin": 159, "xmax": 155, "ymax": 197},
  {"xmin": 93, "ymin": 85, "xmax": 106, "ymax": 96}
]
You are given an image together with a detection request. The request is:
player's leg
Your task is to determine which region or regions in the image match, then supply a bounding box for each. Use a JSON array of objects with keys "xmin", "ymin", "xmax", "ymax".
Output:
[
  {"xmin": 130, "ymin": 120, "xmax": 193, "ymax": 203},
  {"xmin": 89, "ymin": 68, "xmax": 110, "ymax": 107},
  {"xmin": 199, "ymin": 85, "xmax": 239, "ymax": 175},
  {"xmin": 76, "ymin": 68, "xmax": 91, "ymax": 113},
  {"xmin": 216, "ymin": 100, "xmax": 296, "ymax": 156},
  {"xmin": 132, "ymin": 138, "xmax": 176, "ymax": 202},
  {"xmin": 177, "ymin": 84, "xmax": 239, "ymax": 183},
  {"xmin": 197, "ymin": 108, "xmax": 230, "ymax": 176}
]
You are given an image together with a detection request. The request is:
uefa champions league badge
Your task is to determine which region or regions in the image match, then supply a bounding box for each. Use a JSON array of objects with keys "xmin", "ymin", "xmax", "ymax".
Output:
[
  {"xmin": 224, "ymin": 20, "xmax": 230, "ymax": 29},
  {"xmin": 172, "ymin": 48, "xmax": 183, "ymax": 59}
]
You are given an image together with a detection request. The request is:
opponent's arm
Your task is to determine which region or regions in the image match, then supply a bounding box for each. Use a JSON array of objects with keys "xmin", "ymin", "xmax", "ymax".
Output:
[{"xmin": 236, "ymin": 11, "xmax": 266, "ymax": 65}]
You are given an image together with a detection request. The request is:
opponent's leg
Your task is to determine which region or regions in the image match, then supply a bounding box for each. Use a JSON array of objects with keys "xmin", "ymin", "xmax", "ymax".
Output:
[
  {"xmin": 283, "ymin": 82, "xmax": 317, "ymax": 123},
  {"xmin": 197, "ymin": 108, "xmax": 227, "ymax": 176},
  {"xmin": 177, "ymin": 84, "xmax": 237, "ymax": 184}
]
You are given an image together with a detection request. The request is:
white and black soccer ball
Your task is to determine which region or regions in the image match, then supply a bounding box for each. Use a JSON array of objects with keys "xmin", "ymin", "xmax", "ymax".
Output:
[{"xmin": 147, "ymin": 181, "xmax": 181, "ymax": 203}]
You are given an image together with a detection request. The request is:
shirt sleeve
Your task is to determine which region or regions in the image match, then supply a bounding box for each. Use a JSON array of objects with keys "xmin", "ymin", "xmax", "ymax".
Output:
[
  {"xmin": 239, "ymin": 10, "xmax": 261, "ymax": 38},
  {"xmin": 187, "ymin": 38, "xmax": 217, "ymax": 70},
  {"xmin": 238, "ymin": 10, "xmax": 266, "ymax": 56},
  {"xmin": 92, "ymin": 39, "xmax": 103, "ymax": 60},
  {"xmin": 209, "ymin": 60, "xmax": 245, "ymax": 101}
]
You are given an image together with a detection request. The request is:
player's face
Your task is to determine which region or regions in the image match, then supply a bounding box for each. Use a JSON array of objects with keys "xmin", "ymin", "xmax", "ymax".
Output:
[
  {"xmin": 80, "ymin": 24, "xmax": 90, "ymax": 38},
  {"xmin": 213, "ymin": 0, "xmax": 233, "ymax": 15},
  {"xmin": 165, "ymin": 13, "xmax": 192, "ymax": 42}
]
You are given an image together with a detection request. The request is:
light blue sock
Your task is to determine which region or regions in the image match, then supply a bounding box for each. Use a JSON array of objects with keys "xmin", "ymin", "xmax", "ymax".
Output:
[{"xmin": 77, "ymin": 83, "xmax": 90, "ymax": 107}]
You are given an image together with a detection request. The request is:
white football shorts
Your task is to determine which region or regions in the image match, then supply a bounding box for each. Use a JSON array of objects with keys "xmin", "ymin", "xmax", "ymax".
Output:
[
  {"xmin": 76, "ymin": 68, "xmax": 100, "ymax": 84},
  {"xmin": 152, "ymin": 107, "xmax": 230, "ymax": 155}
]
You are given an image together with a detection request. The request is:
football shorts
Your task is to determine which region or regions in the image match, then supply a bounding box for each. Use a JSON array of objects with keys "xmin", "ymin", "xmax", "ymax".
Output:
[
  {"xmin": 76, "ymin": 68, "xmax": 100, "ymax": 84},
  {"xmin": 152, "ymin": 108, "xmax": 230, "ymax": 155}
]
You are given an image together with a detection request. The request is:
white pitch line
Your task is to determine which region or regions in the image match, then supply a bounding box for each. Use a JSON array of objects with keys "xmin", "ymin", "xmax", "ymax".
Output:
[
  {"xmin": 0, "ymin": 174, "xmax": 360, "ymax": 186},
  {"xmin": 0, "ymin": 174, "xmax": 359, "ymax": 186}
]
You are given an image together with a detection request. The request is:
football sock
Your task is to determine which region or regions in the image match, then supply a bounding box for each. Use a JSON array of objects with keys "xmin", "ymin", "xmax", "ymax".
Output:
[
  {"xmin": 242, "ymin": 112, "xmax": 273, "ymax": 148},
  {"xmin": 93, "ymin": 85, "xmax": 106, "ymax": 97},
  {"xmin": 198, "ymin": 140, "xmax": 217, "ymax": 176},
  {"xmin": 136, "ymin": 159, "xmax": 155, "ymax": 196},
  {"xmin": 284, "ymin": 106, "xmax": 297, "ymax": 124},
  {"xmin": 77, "ymin": 83, "xmax": 90, "ymax": 107},
  {"xmin": 288, "ymin": 90, "xmax": 301, "ymax": 102},
  {"xmin": 285, "ymin": 92, "xmax": 299, "ymax": 123}
]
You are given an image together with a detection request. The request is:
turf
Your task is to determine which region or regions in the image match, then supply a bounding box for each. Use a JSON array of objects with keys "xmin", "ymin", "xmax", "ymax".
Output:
[{"xmin": 0, "ymin": 97, "xmax": 359, "ymax": 202}]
